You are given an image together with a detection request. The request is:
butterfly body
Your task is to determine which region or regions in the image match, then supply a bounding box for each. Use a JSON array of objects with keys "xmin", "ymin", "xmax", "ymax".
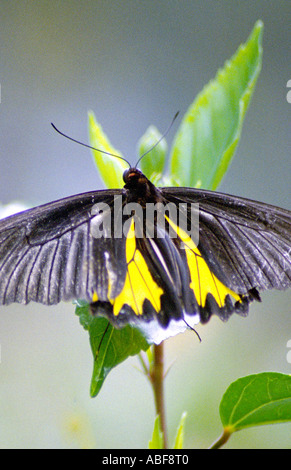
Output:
[{"xmin": 0, "ymin": 167, "xmax": 290, "ymax": 343}]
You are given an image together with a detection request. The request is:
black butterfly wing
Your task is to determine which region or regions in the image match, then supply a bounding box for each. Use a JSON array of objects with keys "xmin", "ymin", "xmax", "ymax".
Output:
[
  {"xmin": 0, "ymin": 189, "xmax": 127, "ymax": 306},
  {"xmin": 0, "ymin": 181, "xmax": 290, "ymax": 339},
  {"xmin": 161, "ymin": 187, "xmax": 291, "ymax": 296}
]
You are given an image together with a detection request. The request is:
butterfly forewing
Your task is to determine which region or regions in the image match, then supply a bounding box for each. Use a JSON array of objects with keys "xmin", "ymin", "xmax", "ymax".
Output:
[{"xmin": 0, "ymin": 190, "xmax": 123, "ymax": 305}]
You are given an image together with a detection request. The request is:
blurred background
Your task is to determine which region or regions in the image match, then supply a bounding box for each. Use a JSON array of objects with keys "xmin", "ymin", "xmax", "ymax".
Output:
[{"xmin": 0, "ymin": 1, "xmax": 290, "ymax": 449}]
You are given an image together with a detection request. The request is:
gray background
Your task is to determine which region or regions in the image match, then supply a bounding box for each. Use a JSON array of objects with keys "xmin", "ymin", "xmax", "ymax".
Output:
[{"xmin": 0, "ymin": 1, "xmax": 290, "ymax": 449}]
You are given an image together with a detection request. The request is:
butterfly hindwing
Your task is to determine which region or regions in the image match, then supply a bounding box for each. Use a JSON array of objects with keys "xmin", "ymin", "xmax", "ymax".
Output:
[{"xmin": 91, "ymin": 214, "xmax": 196, "ymax": 329}]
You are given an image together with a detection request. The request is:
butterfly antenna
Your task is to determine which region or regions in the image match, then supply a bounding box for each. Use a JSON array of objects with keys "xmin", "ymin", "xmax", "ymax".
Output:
[
  {"xmin": 134, "ymin": 111, "xmax": 180, "ymax": 168},
  {"xmin": 51, "ymin": 123, "xmax": 131, "ymax": 167}
]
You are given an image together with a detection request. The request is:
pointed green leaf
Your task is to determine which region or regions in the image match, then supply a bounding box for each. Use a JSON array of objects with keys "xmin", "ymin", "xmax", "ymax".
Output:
[
  {"xmin": 137, "ymin": 125, "xmax": 167, "ymax": 182},
  {"xmin": 169, "ymin": 20, "xmax": 263, "ymax": 190},
  {"xmin": 173, "ymin": 412, "xmax": 187, "ymax": 449},
  {"xmin": 75, "ymin": 302, "xmax": 150, "ymax": 397},
  {"xmin": 88, "ymin": 111, "xmax": 128, "ymax": 189},
  {"xmin": 219, "ymin": 372, "xmax": 291, "ymax": 433},
  {"xmin": 148, "ymin": 415, "xmax": 164, "ymax": 449}
]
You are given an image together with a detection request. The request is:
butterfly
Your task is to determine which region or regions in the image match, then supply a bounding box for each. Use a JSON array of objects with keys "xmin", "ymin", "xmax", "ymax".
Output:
[{"xmin": 0, "ymin": 125, "xmax": 290, "ymax": 344}]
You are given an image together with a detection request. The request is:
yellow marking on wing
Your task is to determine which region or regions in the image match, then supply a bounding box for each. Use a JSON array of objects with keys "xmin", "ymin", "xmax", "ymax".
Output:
[
  {"xmin": 166, "ymin": 216, "xmax": 240, "ymax": 307},
  {"xmin": 92, "ymin": 291, "xmax": 98, "ymax": 302},
  {"xmin": 110, "ymin": 218, "xmax": 163, "ymax": 316}
]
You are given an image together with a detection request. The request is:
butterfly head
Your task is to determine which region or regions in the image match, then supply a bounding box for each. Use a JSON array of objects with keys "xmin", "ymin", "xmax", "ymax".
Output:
[
  {"xmin": 123, "ymin": 167, "xmax": 143, "ymax": 184},
  {"xmin": 123, "ymin": 167, "xmax": 163, "ymax": 204},
  {"xmin": 123, "ymin": 167, "xmax": 149, "ymax": 191}
]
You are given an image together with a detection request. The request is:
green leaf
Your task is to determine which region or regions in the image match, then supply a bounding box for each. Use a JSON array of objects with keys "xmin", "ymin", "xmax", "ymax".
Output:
[
  {"xmin": 169, "ymin": 20, "xmax": 263, "ymax": 190},
  {"xmin": 148, "ymin": 415, "xmax": 164, "ymax": 449},
  {"xmin": 75, "ymin": 302, "xmax": 150, "ymax": 397},
  {"xmin": 137, "ymin": 125, "xmax": 167, "ymax": 183},
  {"xmin": 173, "ymin": 412, "xmax": 187, "ymax": 449},
  {"xmin": 148, "ymin": 412, "xmax": 187, "ymax": 449},
  {"xmin": 219, "ymin": 372, "xmax": 291, "ymax": 433},
  {"xmin": 88, "ymin": 111, "xmax": 128, "ymax": 189}
]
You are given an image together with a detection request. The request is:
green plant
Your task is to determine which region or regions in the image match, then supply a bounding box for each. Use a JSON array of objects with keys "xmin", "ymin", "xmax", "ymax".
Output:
[{"xmin": 75, "ymin": 21, "xmax": 291, "ymax": 449}]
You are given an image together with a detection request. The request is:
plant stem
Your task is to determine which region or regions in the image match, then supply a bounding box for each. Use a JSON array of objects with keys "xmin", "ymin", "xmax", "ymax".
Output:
[
  {"xmin": 152, "ymin": 342, "xmax": 167, "ymax": 449},
  {"xmin": 208, "ymin": 428, "xmax": 232, "ymax": 449}
]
